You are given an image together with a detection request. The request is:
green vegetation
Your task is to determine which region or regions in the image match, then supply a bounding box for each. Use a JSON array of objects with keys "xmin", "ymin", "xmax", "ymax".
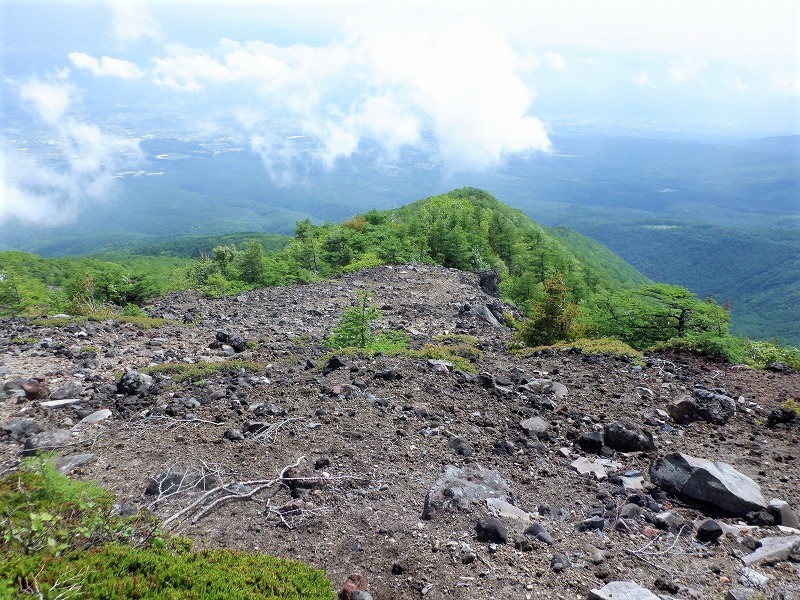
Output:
[
  {"xmin": 0, "ymin": 250, "xmax": 188, "ymax": 317},
  {"xmin": 2, "ymin": 187, "xmax": 796, "ymax": 370},
  {"xmin": 138, "ymin": 359, "xmax": 270, "ymax": 384},
  {"xmin": 514, "ymin": 337, "xmax": 645, "ymax": 365},
  {"xmin": 0, "ymin": 457, "xmax": 335, "ymax": 599},
  {"xmin": 324, "ymin": 291, "xmax": 409, "ymax": 353}
]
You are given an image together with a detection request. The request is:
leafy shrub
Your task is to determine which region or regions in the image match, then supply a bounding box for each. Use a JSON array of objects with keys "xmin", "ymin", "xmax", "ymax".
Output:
[
  {"xmin": 513, "ymin": 337, "xmax": 644, "ymax": 364},
  {"xmin": 743, "ymin": 339, "xmax": 800, "ymax": 371},
  {"xmin": 655, "ymin": 334, "xmax": 749, "ymax": 364},
  {"xmin": 121, "ymin": 303, "xmax": 147, "ymax": 317}
]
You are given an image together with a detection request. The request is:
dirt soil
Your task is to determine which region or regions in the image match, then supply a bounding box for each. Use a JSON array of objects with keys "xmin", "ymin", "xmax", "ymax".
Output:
[{"xmin": 1, "ymin": 265, "xmax": 799, "ymax": 599}]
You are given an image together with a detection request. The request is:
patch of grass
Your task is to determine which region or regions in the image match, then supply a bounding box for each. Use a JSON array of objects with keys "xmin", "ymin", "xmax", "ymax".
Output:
[
  {"xmin": 513, "ymin": 337, "xmax": 645, "ymax": 365},
  {"xmin": 432, "ymin": 333, "xmax": 479, "ymax": 346},
  {"xmin": 410, "ymin": 344, "xmax": 478, "ymax": 373},
  {"xmin": 114, "ymin": 315, "xmax": 176, "ymax": 329},
  {"xmin": 10, "ymin": 336, "xmax": 37, "ymax": 346},
  {"xmin": 781, "ymin": 398, "xmax": 800, "ymax": 418},
  {"xmin": 140, "ymin": 359, "xmax": 270, "ymax": 383},
  {"xmin": 322, "ymin": 341, "xmax": 478, "ymax": 373},
  {"xmin": 30, "ymin": 316, "xmax": 86, "ymax": 328},
  {"xmin": 0, "ymin": 456, "xmax": 335, "ymax": 599}
]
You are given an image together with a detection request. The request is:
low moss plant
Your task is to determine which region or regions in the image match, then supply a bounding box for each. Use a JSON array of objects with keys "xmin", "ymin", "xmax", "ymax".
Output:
[
  {"xmin": 0, "ymin": 457, "xmax": 335, "ymax": 599},
  {"xmin": 139, "ymin": 359, "xmax": 271, "ymax": 383}
]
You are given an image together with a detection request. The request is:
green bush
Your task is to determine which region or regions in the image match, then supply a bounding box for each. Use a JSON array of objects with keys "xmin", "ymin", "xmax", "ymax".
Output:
[{"xmin": 0, "ymin": 457, "xmax": 335, "ymax": 599}]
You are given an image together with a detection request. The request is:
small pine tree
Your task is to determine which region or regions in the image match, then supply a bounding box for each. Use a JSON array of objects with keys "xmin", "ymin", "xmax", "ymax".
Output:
[
  {"xmin": 518, "ymin": 273, "xmax": 578, "ymax": 346},
  {"xmin": 325, "ymin": 291, "xmax": 381, "ymax": 349}
]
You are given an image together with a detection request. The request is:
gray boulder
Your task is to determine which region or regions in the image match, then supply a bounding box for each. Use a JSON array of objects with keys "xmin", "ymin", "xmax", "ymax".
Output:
[
  {"xmin": 741, "ymin": 535, "xmax": 800, "ymax": 566},
  {"xmin": 692, "ymin": 388, "xmax": 736, "ymax": 424},
  {"xmin": 767, "ymin": 499, "xmax": 800, "ymax": 530},
  {"xmin": 520, "ymin": 416, "xmax": 548, "ymax": 438},
  {"xmin": 466, "ymin": 304, "xmax": 501, "ymax": 328},
  {"xmin": 50, "ymin": 381, "xmax": 83, "ymax": 400},
  {"xmin": 23, "ymin": 429, "xmax": 72, "ymax": 454},
  {"xmin": 650, "ymin": 453, "xmax": 767, "ymax": 517},
  {"xmin": 422, "ymin": 464, "xmax": 510, "ymax": 520},
  {"xmin": 588, "ymin": 581, "xmax": 659, "ymax": 600},
  {"xmin": 604, "ymin": 421, "xmax": 656, "ymax": 452},
  {"xmin": 117, "ymin": 370, "xmax": 153, "ymax": 396}
]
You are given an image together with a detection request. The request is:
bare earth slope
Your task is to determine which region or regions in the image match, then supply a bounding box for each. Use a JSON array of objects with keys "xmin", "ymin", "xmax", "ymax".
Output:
[{"xmin": 2, "ymin": 265, "xmax": 799, "ymax": 599}]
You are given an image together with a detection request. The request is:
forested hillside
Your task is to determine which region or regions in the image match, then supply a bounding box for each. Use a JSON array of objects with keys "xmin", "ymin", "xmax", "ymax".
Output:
[{"xmin": 1, "ymin": 188, "xmax": 796, "ymax": 369}]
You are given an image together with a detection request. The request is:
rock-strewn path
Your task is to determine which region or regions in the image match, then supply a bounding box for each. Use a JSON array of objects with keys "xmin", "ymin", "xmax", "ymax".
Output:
[{"xmin": 2, "ymin": 265, "xmax": 799, "ymax": 599}]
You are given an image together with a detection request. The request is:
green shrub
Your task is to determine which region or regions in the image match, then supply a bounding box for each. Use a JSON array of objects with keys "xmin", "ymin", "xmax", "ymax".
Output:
[
  {"xmin": 513, "ymin": 337, "xmax": 644, "ymax": 365},
  {"xmin": 655, "ymin": 334, "xmax": 749, "ymax": 364},
  {"xmin": 121, "ymin": 303, "xmax": 147, "ymax": 317},
  {"xmin": 742, "ymin": 339, "xmax": 800, "ymax": 371}
]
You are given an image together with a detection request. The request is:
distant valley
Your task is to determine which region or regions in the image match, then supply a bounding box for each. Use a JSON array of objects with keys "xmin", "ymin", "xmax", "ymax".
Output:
[{"xmin": 1, "ymin": 131, "xmax": 797, "ymax": 344}]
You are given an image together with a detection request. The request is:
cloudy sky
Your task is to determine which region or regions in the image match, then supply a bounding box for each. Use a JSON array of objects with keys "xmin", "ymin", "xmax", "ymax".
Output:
[{"xmin": 1, "ymin": 0, "xmax": 798, "ymax": 224}]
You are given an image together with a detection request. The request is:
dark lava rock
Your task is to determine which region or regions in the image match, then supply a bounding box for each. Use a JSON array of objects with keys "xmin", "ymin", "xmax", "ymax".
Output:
[
  {"xmin": 576, "ymin": 430, "xmax": 605, "ymax": 454},
  {"xmin": 117, "ymin": 370, "xmax": 153, "ymax": 396},
  {"xmin": 523, "ymin": 523, "xmax": 554, "ymax": 545},
  {"xmin": 50, "ymin": 381, "xmax": 83, "ymax": 400},
  {"xmin": 2, "ymin": 417, "xmax": 42, "ymax": 442},
  {"xmin": 216, "ymin": 330, "xmax": 248, "ymax": 352},
  {"xmin": 690, "ymin": 388, "xmax": 736, "ymax": 425},
  {"xmin": 604, "ymin": 421, "xmax": 656, "ymax": 452},
  {"xmin": 448, "ymin": 436, "xmax": 474, "ymax": 457},
  {"xmin": 475, "ymin": 517, "xmax": 508, "ymax": 543},
  {"xmin": 696, "ymin": 519, "xmax": 723, "ymax": 543},
  {"xmin": 223, "ymin": 429, "xmax": 244, "ymax": 441},
  {"xmin": 746, "ymin": 509, "xmax": 775, "ymax": 526},
  {"xmin": 550, "ymin": 553, "xmax": 571, "ymax": 572},
  {"xmin": 323, "ymin": 356, "xmax": 347, "ymax": 375},
  {"xmin": 23, "ymin": 429, "xmax": 71, "ymax": 455},
  {"xmin": 576, "ymin": 516, "xmax": 606, "ymax": 531}
]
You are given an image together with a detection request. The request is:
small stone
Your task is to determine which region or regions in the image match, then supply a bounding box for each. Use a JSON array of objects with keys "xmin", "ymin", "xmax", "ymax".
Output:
[
  {"xmin": 604, "ymin": 421, "xmax": 656, "ymax": 452},
  {"xmin": 448, "ymin": 436, "xmax": 473, "ymax": 457},
  {"xmin": 550, "ymin": 553, "xmax": 571, "ymax": 572},
  {"xmin": 576, "ymin": 430, "xmax": 604, "ymax": 454},
  {"xmin": 588, "ymin": 581, "xmax": 660, "ymax": 600},
  {"xmin": 745, "ymin": 509, "xmax": 774, "ymax": 526},
  {"xmin": 767, "ymin": 499, "xmax": 800, "ymax": 529},
  {"xmin": 696, "ymin": 519, "xmax": 723, "ymax": 543},
  {"xmin": 523, "ymin": 523, "xmax": 554, "ymax": 545},
  {"xmin": 475, "ymin": 517, "xmax": 508, "ymax": 543},
  {"xmin": 576, "ymin": 516, "xmax": 605, "ymax": 531},
  {"xmin": 224, "ymin": 429, "xmax": 244, "ymax": 441},
  {"xmin": 23, "ymin": 380, "xmax": 51, "ymax": 400}
]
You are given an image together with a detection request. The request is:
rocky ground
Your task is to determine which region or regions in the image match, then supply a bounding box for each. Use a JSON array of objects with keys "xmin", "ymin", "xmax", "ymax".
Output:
[{"xmin": 2, "ymin": 264, "xmax": 799, "ymax": 600}]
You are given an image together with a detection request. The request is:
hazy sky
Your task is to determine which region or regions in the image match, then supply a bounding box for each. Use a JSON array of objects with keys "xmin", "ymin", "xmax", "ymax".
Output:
[{"xmin": 1, "ymin": 0, "xmax": 798, "ymax": 224}]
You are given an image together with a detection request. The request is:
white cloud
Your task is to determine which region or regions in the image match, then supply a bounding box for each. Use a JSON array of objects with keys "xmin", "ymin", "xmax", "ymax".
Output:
[
  {"xmin": 770, "ymin": 70, "xmax": 800, "ymax": 95},
  {"xmin": 734, "ymin": 75, "xmax": 748, "ymax": 92},
  {"xmin": 17, "ymin": 79, "xmax": 74, "ymax": 125},
  {"xmin": 135, "ymin": 20, "xmax": 550, "ymax": 177},
  {"xmin": 111, "ymin": 1, "xmax": 162, "ymax": 44},
  {"xmin": 68, "ymin": 52, "xmax": 144, "ymax": 79},
  {"xmin": 632, "ymin": 70, "xmax": 651, "ymax": 86},
  {"xmin": 544, "ymin": 51, "xmax": 566, "ymax": 72},
  {"xmin": 0, "ymin": 78, "xmax": 142, "ymax": 226},
  {"xmin": 668, "ymin": 58, "xmax": 705, "ymax": 84}
]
